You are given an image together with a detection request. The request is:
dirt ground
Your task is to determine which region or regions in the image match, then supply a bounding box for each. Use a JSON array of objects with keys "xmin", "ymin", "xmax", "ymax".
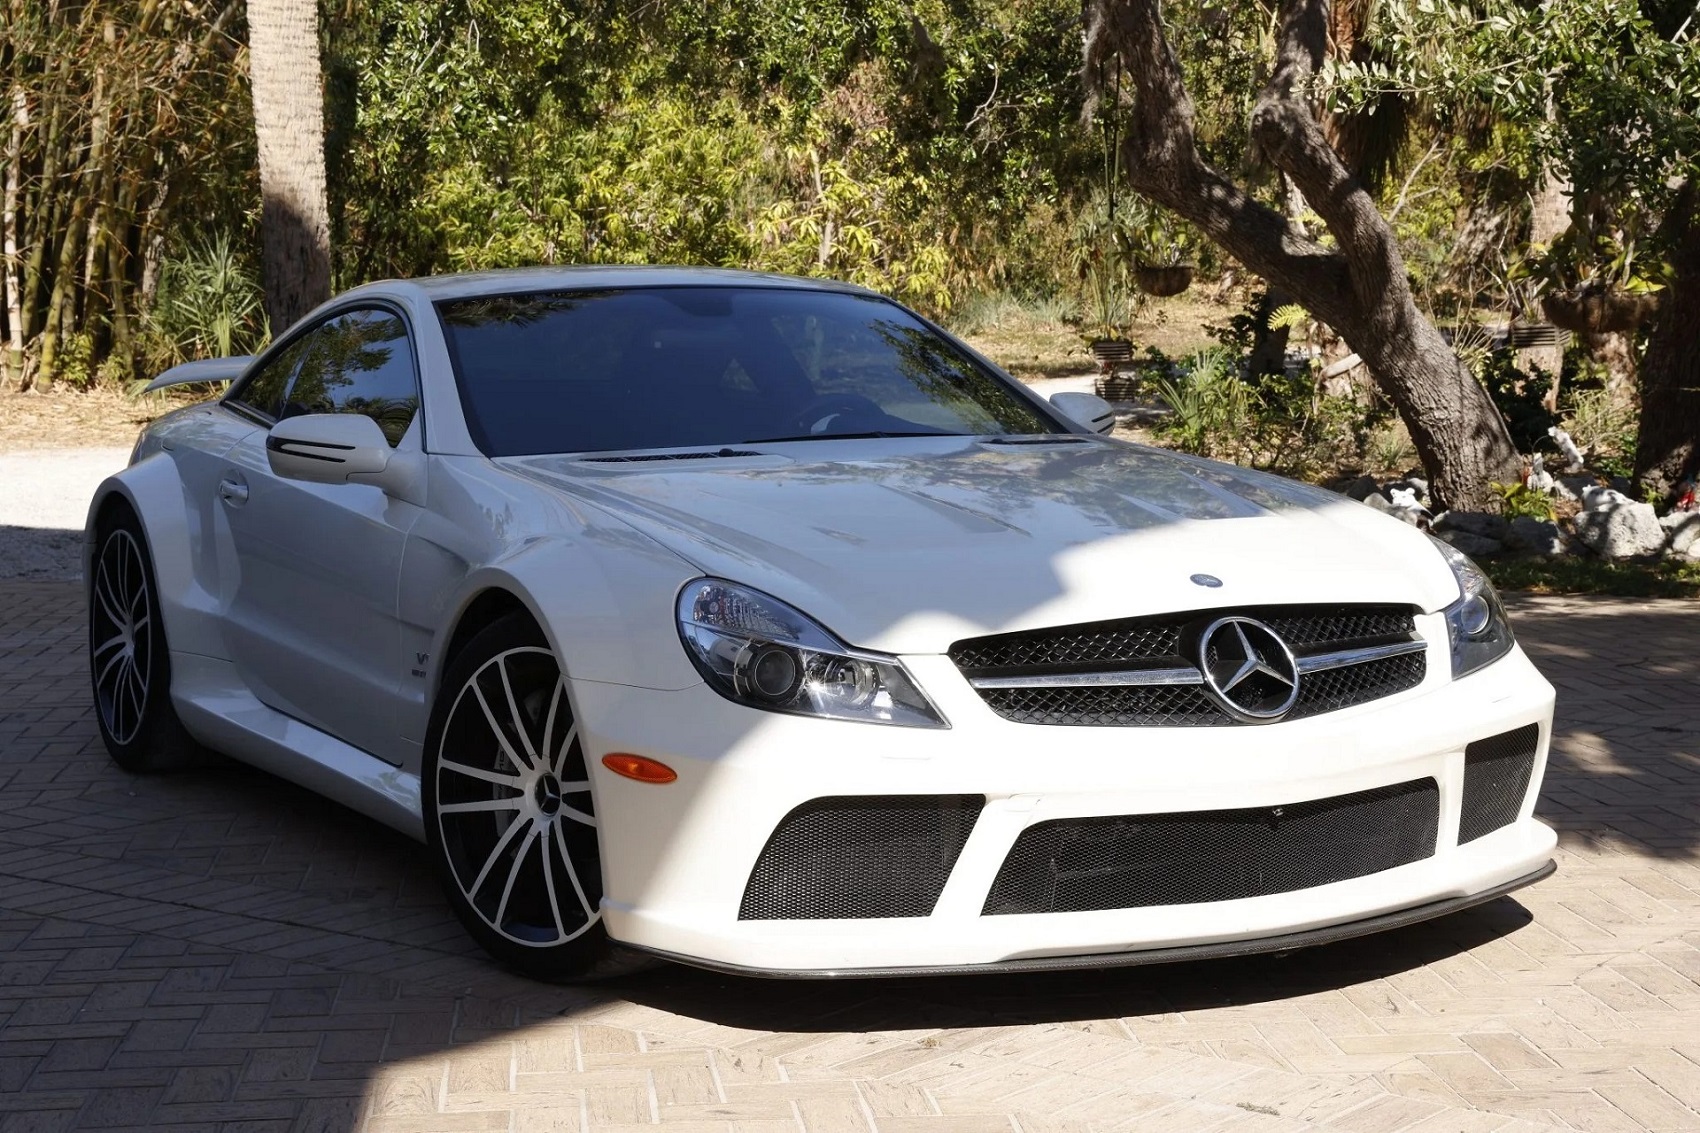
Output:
[
  {"xmin": 0, "ymin": 383, "xmax": 207, "ymax": 452},
  {"xmin": 959, "ymin": 291, "xmax": 1232, "ymax": 382}
]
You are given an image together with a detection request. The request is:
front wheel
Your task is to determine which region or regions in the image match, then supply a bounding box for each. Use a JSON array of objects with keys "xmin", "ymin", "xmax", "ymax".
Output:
[
  {"xmin": 423, "ymin": 613, "xmax": 645, "ymax": 980},
  {"xmin": 89, "ymin": 509, "xmax": 205, "ymax": 772}
]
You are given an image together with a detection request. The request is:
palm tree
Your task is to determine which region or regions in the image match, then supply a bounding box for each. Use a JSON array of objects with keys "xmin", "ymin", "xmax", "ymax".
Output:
[{"xmin": 247, "ymin": 0, "xmax": 330, "ymax": 334}]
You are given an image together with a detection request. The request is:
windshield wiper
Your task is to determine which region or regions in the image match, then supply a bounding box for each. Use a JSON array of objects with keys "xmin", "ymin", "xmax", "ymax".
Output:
[{"xmin": 737, "ymin": 430, "xmax": 961, "ymax": 445}]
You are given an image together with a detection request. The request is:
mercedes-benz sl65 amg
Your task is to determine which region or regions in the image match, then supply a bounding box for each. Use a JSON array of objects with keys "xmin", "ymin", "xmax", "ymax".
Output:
[{"xmin": 86, "ymin": 267, "xmax": 1556, "ymax": 979}]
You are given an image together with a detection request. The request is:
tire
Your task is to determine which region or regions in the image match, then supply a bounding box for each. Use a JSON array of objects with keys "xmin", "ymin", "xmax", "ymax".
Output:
[
  {"xmin": 423, "ymin": 612, "xmax": 649, "ymax": 981},
  {"xmin": 88, "ymin": 507, "xmax": 206, "ymax": 773}
]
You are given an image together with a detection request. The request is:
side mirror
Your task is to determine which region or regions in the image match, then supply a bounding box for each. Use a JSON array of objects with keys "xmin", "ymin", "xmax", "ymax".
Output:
[
  {"xmin": 266, "ymin": 413, "xmax": 392, "ymax": 485},
  {"xmin": 1050, "ymin": 391, "xmax": 1116, "ymax": 435}
]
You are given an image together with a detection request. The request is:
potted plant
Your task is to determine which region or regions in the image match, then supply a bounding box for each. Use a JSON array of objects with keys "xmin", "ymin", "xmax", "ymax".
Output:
[
  {"xmin": 1078, "ymin": 251, "xmax": 1136, "ymax": 372},
  {"xmin": 1126, "ymin": 199, "xmax": 1197, "ymax": 296},
  {"xmin": 1532, "ymin": 232, "xmax": 1666, "ymax": 335}
]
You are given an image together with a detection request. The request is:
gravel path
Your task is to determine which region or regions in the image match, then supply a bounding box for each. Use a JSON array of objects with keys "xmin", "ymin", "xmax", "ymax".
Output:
[{"xmin": 0, "ymin": 447, "xmax": 131, "ymax": 580}]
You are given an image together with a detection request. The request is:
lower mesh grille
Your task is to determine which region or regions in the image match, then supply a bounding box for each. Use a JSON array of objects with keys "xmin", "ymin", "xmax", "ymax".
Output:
[
  {"xmin": 1459, "ymin": 724, "xmax": 1539, "ymax": 843},
  {"xmin": 983, "ymin": 779, "xmax": 1439, "ymax": 915},
  {"xmin": 739, "ymin": 795, "xmax": 983, "ymax": 920}
]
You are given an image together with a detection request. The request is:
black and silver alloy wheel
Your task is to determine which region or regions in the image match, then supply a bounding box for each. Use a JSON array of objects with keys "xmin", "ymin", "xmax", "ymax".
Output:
[
  {"xmin": 88, "ymin": 509, "xmax": 203, "ymax": 772},
  {"xmin": 91, "ymin": 527, "xmax": 153, "ymax": 746},
  {"xmin": 423, "ymin": 613, "xmax": 643, "ymax": 979}
]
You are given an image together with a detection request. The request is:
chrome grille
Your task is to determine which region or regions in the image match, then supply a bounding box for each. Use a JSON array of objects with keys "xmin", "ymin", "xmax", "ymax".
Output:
[{"xmin": 951, "ymin": 604, "xmax": 1425, "ymax": 726}]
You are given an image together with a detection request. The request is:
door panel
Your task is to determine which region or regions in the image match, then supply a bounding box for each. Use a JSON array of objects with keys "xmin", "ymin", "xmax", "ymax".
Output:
[
  {"xmin": 213, "ymin": 305, "xmax": 426, "ymax": 766},
  {"xmin": 217, "ymin": 431, "xmax": 421, "ymax": 763}
]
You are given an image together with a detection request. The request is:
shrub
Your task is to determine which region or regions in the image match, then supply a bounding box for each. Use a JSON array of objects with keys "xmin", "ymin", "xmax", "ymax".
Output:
[
  {"xmin": 146, "ymin": 234, "xmax": 269, "ymax": 364},
  {"xmin": 1492, "ymin": 481, "xmax": 1558, "ymax": 521}
]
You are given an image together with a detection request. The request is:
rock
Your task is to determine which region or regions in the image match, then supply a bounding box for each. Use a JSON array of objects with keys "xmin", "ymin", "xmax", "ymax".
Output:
[
  {"xmin": 1574, "ymin": 501, "xmax": 1666, "ymax": 559},
  {"xmin": 1553, "ymin": 474, "xmax": 1597, "ymax": 501},
  {"xmin": 1582, "ymin": 485, "xmax": 1633, "ymax": 511},
  {"xmin": 1335, "ymin": 475, "xmax": 1382, "ymax": 502},
  {"xmin": 1436, "ymin": 529, "xmax": 1504, "ymax": 558},
  {"xmin": 1434, "ymin": 510, "xmax": 1511, "ymax": 541},
  {"xmin": 1507, "ymin": 516, "xmax": 1568, "ymax": 556},
  {"xmin": 1660, "ymin": 511, "xmax": 1700, "ymax": 556},
  {"xmin": 1362, "ymin": 492, "xmax": 1424, "ymax": 525}
]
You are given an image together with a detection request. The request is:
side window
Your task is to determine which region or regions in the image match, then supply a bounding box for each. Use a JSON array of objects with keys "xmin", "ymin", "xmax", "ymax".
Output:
[
  {"xmin": 227, "ymin": 333, "xmax": 312, "ymax": 421},
  {"xmin": 283, "ymin": 308, "xmax": 420, "ymax": 446}
]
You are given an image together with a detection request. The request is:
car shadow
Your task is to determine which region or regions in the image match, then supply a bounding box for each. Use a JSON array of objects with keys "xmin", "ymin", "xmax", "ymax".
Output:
[
  {"xmin": 1, "ymin": 581, "xmax": 1692, "ymax": 1131},
  {"xmin": 611, "ymin": 896, "xmax": 1534, "ymax": 1033}
]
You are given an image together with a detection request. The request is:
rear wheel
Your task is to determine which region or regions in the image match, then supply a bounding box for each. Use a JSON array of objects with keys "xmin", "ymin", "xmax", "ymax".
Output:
[
  {"xmin": 88, "ymin": 509, "xmax": 205, "ymax": 772},
  {"xmin": 423, "ymin": 613, "xmax": 647, "ymax": 980}
]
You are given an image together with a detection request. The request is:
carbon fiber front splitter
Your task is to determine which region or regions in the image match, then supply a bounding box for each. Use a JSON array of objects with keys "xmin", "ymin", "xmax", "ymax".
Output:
[{"xmin": 624, "ymin": 859, "xmax": 1556, "ymax": 980}]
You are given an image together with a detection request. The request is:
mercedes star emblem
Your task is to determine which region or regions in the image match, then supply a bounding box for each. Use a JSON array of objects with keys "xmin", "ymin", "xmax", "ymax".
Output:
[{"xmin": 1196, "ymin": 616, "xmax": 1301, "ymax": 722}]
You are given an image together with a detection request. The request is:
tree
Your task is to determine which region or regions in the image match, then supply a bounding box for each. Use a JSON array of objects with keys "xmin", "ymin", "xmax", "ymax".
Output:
[
  {"xmin": 248, "ymin": 0, "xmax": 330, "ymax": 333},
  {"xmin": 1086, "ymin": 0, "xmax": 1521, "ymax": 512},
  {"xmin": 1328, "ymin": 0, "xmax": 1700, "ymax": 503},
  {"xmin": 0, "ymin": 0, "xmax": 248, "ymax": 389}
]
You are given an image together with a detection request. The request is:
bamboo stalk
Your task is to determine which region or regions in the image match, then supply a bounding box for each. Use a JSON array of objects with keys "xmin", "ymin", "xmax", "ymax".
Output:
[{"xmin": 3, "ymin": 83, "xmax": 28, "ymax": 390}]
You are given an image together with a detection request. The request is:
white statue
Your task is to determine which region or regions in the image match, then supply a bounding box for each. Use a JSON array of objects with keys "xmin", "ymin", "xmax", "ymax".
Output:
[
  {"xmin": 1387, "ymin": 486, "xmax": 1428, "ymax": 526},
  {"xmin": 1527, "ymin": 453, "xmax": 1555, "ymax": 494},
  {"xmin": 1548, "ymin": 426, "xmax": 1585, "ymax": 473},
  {"xmin": 1582, "ymin": 485, "xmax": 1631, "ymax": 511}
]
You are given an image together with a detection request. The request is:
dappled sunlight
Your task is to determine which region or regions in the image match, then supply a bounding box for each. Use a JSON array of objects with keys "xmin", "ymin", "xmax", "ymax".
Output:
[{"xmin": 1508, "ymin": 594, "xmax": 1700, "ymax": 862}]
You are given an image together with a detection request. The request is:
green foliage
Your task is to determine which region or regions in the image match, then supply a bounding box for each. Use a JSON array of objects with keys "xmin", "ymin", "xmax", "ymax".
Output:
[
  {"xmin": 145, "ymin": 234, "xmax": 270, "ymax": 364},
  {"xmin": 1149, "ymin": 348, "xmax": 1384, "ymax": 477},
  {"xmin": 1483, "ymin": 556, "xmax": 1700, "ymax": 599},
  {"xmin": 1325, "ymin": 0, "xmax": 1699, "ymax": 287},
  {"xmin": 1491, "ymin": 481, "xmax": 1557, "ymax": 522},
  {"xmin": 1476, "ymin": 350, "xmax": 1555, "ymax": 453},
  {"xmin": 328, "ymin": 0, "xmax": 1093, "ymax": 311},
  {"xmin": 1149, "ymin": 349, "xmax": 1254, "ymax": 456},
  {"xmin": 1560, "ymin": 386, "xmax": 1638, "ymax": 471}
]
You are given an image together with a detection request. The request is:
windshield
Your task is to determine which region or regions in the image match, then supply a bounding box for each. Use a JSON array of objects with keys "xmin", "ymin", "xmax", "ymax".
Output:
[{"xmin": 436, "ymin": 286, "xmax": 1063, "ymax": 456}]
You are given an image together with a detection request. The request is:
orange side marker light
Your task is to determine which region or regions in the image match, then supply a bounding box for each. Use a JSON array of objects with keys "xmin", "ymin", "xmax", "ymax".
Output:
[{"xmin": 602, "ymin": 753, "xmax": 678, "ymax": 784}]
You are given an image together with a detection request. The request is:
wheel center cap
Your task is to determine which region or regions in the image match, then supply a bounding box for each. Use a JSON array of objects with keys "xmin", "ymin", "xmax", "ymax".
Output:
[{"xmin": 534, "ymin": 773, "xmax": 562, "ymax": 816}]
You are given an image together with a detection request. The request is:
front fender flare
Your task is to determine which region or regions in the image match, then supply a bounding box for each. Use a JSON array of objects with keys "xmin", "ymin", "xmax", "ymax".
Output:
[{"xmin": 85, "ymin": 455, "xmax": 226, "ymax": 661}]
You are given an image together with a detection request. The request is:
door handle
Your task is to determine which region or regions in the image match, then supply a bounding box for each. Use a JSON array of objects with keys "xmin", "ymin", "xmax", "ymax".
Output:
[{"xmin": 218, "ymin": 475, "xmax": 249, "ymax": 507}]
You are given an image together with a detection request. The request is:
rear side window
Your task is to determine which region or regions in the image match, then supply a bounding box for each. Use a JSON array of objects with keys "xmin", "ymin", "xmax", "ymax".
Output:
[{"xmin": 281, "ymin": 308, "xmax": 421, "ymax": 446}]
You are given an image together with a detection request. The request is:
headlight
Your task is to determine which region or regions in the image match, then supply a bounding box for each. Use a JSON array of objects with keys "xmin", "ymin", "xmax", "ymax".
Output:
[
  {"xmin": 1430, "ymin": 535, "xmax": 1513, "ymax": 679},
  {"xmin": 677, "ymin": 579, "xmax": 948, "ymax": 728}
]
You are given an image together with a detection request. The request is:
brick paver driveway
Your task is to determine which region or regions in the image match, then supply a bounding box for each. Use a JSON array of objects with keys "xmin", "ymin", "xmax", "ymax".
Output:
[{"xmin": 1, "ymin": 581, "xmax": 1695, "ymax": 1133}]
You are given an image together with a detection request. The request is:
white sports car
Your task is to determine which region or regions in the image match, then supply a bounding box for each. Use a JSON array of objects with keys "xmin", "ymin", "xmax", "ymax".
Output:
[{"xmin": 86, "ymin": 267, "xmax": 1556, "ymax": 979}]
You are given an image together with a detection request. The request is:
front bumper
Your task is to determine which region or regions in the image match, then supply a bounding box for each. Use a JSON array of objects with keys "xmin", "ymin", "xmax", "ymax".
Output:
[
  {"xmin": 628, "ymin": 861, "xmax": 1557, "ymax": 978},
  {"xmin": 573, "ymin": 634, "xmax": 1557, "ymax": 975}
]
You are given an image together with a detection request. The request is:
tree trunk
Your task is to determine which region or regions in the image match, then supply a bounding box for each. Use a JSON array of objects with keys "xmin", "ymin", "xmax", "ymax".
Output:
[
  {"xmin": 247, "ymin": 0, "xmax": 332, "ymax": 333},
  {"xmin": 1088, "ymin": 0, "xmax": 1521, "ymax": 511},
  {"xmin": 1520, "ymin": 171, "xmax": 1570, "ymax": 396},
  {"xmin": 1635, "ymin": 184, "xmax": 1700, "ymax": 504}
]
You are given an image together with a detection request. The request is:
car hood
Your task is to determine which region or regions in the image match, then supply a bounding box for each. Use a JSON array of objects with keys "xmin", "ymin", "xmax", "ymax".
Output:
[{"xmin": 499, "ymin": 439, "xmax": 1459, "ymax": 654}]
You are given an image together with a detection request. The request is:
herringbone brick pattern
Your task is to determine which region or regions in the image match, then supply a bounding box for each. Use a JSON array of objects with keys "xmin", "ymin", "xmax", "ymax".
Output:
[{"xmin": 1, "ymin": 581, "xmax": 1695, "ymax": 1132}]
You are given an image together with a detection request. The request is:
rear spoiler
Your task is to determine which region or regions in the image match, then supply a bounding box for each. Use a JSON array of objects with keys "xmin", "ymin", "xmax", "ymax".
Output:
[{"xmin": 142, "ymin": 355, "xmax": 253, "ymax": 393}]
